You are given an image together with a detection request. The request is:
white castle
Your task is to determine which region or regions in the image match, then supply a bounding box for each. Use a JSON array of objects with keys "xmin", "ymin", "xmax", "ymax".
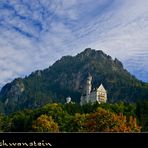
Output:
[{"xmin": 80, "ymin": 74, "xmax": 107, "ymax": 105}]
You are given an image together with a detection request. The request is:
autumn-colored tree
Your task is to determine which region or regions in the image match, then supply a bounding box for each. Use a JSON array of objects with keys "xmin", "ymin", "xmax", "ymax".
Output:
[
  {"xmin": 108, "ymin": 113, "xmax": 141, "ymax": 132},
  {"xmin": 128, "ymin": 116, "xmax": 141, "ymax": 132},
  {"xmin": 109, "ymin": 113, "xmax": 129, "ymax": 132},
  {"xmin": 82, "ymin": 108, "xmax": 141, "ymax": 132},
  {"xmin": 32, "ymin": 115, "xmax": 59, "ymax": 132},
  {"xmin": 83, "ymin": 108, "xmax": 115, "ymax": 132}
]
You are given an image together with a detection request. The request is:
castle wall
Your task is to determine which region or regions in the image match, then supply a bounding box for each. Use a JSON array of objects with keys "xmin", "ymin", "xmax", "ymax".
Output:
[
  {"xmin": 88, "ymin": 91, "xmax": 97, "ymax": 103},
  {"xmin": 97, "ymin": 89, "xmax": 107, "ymax": 103}
]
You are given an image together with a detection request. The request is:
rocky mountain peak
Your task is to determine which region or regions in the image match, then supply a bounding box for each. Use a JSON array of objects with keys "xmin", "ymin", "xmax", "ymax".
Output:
[{"xmin": 0, "ymin": 48, "xmax": 147, "ymax": 114}]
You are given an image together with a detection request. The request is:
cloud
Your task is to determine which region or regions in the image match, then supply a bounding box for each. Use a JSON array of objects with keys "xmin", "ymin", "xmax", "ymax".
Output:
[
  {"xmin": 0, "ymin": 0, "xmax": 148, "ymax": 88},
  {"xmin": 65, "ymin": 0, "xmax": 148, "ymax": 82}
]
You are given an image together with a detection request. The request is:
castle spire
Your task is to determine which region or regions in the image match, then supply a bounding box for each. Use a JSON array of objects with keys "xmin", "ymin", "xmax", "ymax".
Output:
[{"xmin": 86, "ymin": 73, "xmax": 92, "ymax": 95}]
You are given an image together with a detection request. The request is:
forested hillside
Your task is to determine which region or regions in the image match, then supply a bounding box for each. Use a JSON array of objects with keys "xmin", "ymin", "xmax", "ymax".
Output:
[{"xmin": 0, "ymin": 48, "xmax": 148, "ymax": 114}]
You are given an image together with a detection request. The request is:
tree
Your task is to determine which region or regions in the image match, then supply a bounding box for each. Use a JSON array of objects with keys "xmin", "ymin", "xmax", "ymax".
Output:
[
  {"xmin": 83, "ymin": 108, "xmax": 115, "ymax": 132},
  {"xmin": 32, "ymin": 115, "xmax": 59, "ymax": 132},
  {"xmin": 3, "ymin": 109, "xmax": 33, "ymax": 132},
  {"xmin": 70, "ymin": 113, "xmax": 87, "ymax": 132},
  {"xmin": 64, "ymin": 103, "xmax": 81, "ymax": 115},
  {"xmin": 0, "ymin": 113, "xmax": 4, "ymax": 132},
  {"xmin": 136, "ymin": 101, "xmax": 148, "ymax": 131},
  {"xmin": 82, "ymin": 108, "xmax": 141, "ymax": 132},
  {"xmin": 109, "ymin": 113, "xmax": 141, "ymax": 132}
]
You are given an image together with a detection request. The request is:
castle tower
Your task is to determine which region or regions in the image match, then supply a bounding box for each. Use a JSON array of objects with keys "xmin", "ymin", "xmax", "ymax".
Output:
[
  {"xmin": 80, "ymin": 75, "xmax": 107, "ymax": 106},
  {"xmin": 66, "ymin": 96, "xmax": 71, "ymax": 104},
  {"xmin": 86, "ymin": 73, "xmax": 92, "ymax": 96}
]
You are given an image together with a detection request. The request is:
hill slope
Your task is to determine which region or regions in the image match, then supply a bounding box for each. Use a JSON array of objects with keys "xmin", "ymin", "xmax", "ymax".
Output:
[{"xmin": 0, "ymin": 48, "xmax": 148, "ymax": 114}]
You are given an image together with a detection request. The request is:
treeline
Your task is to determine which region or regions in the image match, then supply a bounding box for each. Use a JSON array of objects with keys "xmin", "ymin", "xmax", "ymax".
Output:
[{"xmin": 1, "ymin": 101, "xmax": 148, "ymax": 132}]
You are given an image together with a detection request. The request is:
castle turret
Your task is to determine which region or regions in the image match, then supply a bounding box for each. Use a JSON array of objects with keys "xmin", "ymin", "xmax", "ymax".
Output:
[
  {"xmin": 66, "ymin": 96, "xmax": 71, "ymax": 104},
  {"xmin": 86, "ymin": 74, "xmax": 92, "ymax": 96}
]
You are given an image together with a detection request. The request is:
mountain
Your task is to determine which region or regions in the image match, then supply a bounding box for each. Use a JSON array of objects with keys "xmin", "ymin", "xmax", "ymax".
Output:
[{"xmin": 0, "ymin": 48, "xmax": 148, "ymax": 114}]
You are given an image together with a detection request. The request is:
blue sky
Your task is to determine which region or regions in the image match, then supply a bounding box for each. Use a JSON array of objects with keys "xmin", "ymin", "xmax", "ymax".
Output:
[{"xmin": 0, "ymin": 0, "xmax": 148, "ymax": 88}]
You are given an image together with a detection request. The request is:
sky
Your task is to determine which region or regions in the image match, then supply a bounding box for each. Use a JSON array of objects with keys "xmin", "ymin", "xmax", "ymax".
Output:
[{"xmin": 0, "ymin": 0, "xmax": 148, "ymax": 88}]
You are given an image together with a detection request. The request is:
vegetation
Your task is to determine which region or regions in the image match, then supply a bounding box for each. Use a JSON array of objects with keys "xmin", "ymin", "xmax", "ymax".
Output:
[
  {"xmin": 0, "ymin": 101, "xmax": 145, "ymax": 132},
  {"xmin": 82, "ymin": 108, "xmax": 140, "ymax": 132},
  {"xmin": 136, "ymin": 100, "xmax": 148, "ymax": 131},
  {"xmin": 32, "ymin": 115, "xmax": 59, "ymax": 132}
]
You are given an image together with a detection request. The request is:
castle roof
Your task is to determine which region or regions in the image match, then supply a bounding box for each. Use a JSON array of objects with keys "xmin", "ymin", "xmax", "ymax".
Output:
[{"xmin": 97, "ymin": 84, "xmax": 106, "ymax": 92}]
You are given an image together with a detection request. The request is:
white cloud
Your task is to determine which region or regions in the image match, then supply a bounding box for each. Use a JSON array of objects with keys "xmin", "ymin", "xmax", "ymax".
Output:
[
  {"xmin": 66, "ymin": 0, "xmax": 148, "ymax": 81},
  {"xmin": 0, "ymin": 0, "xmax": 148, "ymax": 89}
]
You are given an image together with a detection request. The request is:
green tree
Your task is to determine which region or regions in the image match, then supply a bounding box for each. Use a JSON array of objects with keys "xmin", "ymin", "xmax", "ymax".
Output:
[
  {"xmin": 3, "ymin": 109, "xmax": 33, "ymax": 132},
  {"xmin": 68, "ymin": 113, "xmax": 87, "ymax": 132},
  {"xmin": 64, "ymin": 103, "xmax": 81, "ymax": 115},
  {"xmin": 0, "ymin": 113, "xmax": 4, "ymax": 132},
  {"xmin": 136, "ymin": 101, "xmax": 148, "ymax": 131}
]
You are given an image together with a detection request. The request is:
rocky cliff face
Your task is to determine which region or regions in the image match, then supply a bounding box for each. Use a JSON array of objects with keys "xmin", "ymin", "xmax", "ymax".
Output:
[
  {"xmin": 0, "ymin": 78, "xmax": 25, "ymax": 113},
  {"xmin": 0, "ymin": 48, "xmax": 148, "ymax": 114}
]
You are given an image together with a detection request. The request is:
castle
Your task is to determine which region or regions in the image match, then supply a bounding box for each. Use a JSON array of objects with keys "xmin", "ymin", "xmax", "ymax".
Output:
[{"xmin": 80, "ymin": 74, "xmax": 107, "ymax": 105}]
